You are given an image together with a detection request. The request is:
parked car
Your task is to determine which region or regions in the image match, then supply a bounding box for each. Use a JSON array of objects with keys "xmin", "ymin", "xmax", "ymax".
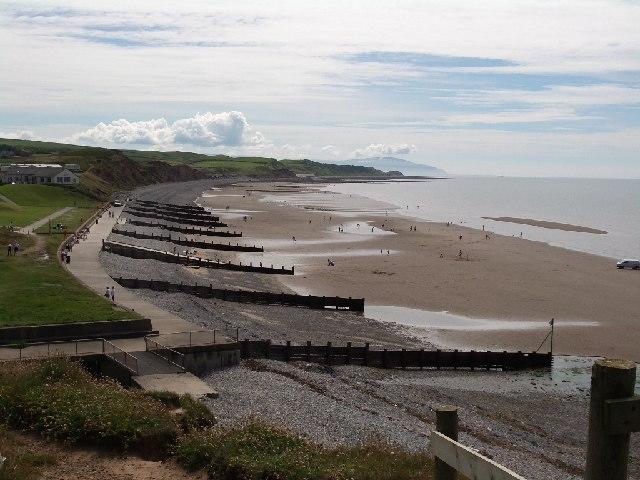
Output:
[{"xmin": 616, "ymin": 259, "xmax": 640, "ymax": 270}]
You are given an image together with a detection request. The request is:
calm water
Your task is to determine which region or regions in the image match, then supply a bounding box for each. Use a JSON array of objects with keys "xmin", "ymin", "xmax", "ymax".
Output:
[{"xmin": 327, "ymin": 177, "xmax": 640, "ymax": 259}]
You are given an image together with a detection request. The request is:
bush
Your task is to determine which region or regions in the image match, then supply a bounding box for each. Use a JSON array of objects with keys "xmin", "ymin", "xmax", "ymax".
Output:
[
  {"xmin": 175, "ymin": 421, "xmax": 432, "ymax": 480},
  {"xmin": 0, "ymin": 359, "xmax": 179, "ymax": 454},
  {"xmin": 146, "ymin": 390, "xmax": 216, "ymax": 431}
]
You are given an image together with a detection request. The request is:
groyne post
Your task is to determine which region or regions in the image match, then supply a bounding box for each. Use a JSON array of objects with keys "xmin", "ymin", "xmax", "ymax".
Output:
[
  {"xmin": 585, "ymin": 358, "xmax": 638, "ymax": 480},
  {"xmin": 434, "ymin": 406, "xmax": 459, "ymax": 480}
]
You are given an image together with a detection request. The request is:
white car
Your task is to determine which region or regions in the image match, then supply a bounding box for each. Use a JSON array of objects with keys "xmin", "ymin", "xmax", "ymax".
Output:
[{"xmin": 616, "ymin": 259, "xmax": 640, "ymax": 270}]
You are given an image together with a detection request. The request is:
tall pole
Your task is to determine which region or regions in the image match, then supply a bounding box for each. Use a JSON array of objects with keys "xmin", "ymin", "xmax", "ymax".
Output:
[{"xmin": 550, "ymin": 318, "xmax": 554, "ymax": 355}]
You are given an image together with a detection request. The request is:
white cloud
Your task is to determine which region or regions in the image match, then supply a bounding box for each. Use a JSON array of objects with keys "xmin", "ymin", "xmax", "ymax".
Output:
[
  {"xmin": 352, "ymin": 143, "xmax": 416, "ymax": 157},
  {"xmin": 67, "ymin": 112, "xmax": 264, "ymax": 148},
  {"xmin": 437, "ymin": 108, "xmax": 591, "ymax": 126},
  {"xmin": 0, "ymin": 130, "xmax": 36, "ymax": 140},
  {"xmin": 320, "ymin": 145, "xmax": 341, "ymax": 157}
]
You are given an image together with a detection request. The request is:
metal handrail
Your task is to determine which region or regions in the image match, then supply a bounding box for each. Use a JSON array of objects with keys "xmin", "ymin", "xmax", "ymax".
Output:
[
  {"xmin": 148, "ymin": 328, "xmax": 239, "ymax": 348},
  {"xmin": 7, "ymin": 337, "xmax": 139, "ymax": 375},
  {"xmin": 145, "ymin": 337, "xmax": 186, "ymax": 370},
  {"xmin": 102, "ymin": 339, "xmax": 139, "ymax": 375}
]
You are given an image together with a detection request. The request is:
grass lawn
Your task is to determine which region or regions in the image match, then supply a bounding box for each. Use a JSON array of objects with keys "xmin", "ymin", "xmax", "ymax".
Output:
[
  {"xmin": 34, "ymin": 207, "xmax": 97, "ymax": 235},
  {"xmin": 0, "ymin": 229, "xmax": 137, "ymax": 327},
  {"xmin": 0, "ymin": 184, "xmax": 97, "ymax": 228}
]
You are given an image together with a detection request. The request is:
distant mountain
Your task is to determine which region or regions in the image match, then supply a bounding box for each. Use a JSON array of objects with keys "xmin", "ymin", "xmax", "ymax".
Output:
[{"xmin": 329, "ymin": 157, "xmax": 446, "ymax": 176}]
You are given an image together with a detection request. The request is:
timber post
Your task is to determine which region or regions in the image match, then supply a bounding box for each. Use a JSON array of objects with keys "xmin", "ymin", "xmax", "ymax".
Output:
[
  {"xmin": 585, "ymin": 358, "xmax": 638, "ymax": 480},
  {"xmin": 434, "ymin": 406, "xmax": 459, "ymax": 480}
]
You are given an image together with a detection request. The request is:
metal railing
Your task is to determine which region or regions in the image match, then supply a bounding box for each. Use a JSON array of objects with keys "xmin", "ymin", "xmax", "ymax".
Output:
[
  {"xmin": 145, "ymin": 336, "xmax": 186, "ymax": 370},
  {"xmin": 148, "ymin": 328, "xmax": 239, "ymax": 348},
  {"xmin": 102, "ymin": 339, "xmax": 139, "ymax": 375},
  {"xmin": 3, "ymin": 338, "xmax": 139, "ymax": 375}
]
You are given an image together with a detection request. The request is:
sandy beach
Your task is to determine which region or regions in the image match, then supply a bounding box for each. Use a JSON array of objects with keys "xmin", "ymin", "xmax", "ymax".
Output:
[{"xmin": 198, "ymin": 181, "xmax": 640, "ymax": 360}]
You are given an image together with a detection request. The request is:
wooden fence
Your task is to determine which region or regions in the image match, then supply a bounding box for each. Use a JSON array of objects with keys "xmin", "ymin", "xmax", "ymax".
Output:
[
  {"xmin": 114, "ymin": 277, "xmax": 365, "ymax": 311},
  {"xmin": 103, "ymin": 240, "xmax": 294, "ymax": 275},
  {"xmin": 126, "ymin": 218, "xmax": 242, "ymax": 237},
  {"xmin": 124, "ymin": 208, "xmax": 228, "ymax": 228},
  {"xmin": 240, "ymin": 340, "xmax": 552, "ymax": 370},
  {"xmin": 433, "ymin": 359, "xmax": 640, "ymax": 480},
  {"xmin": 111, "ymin": 227, "xmax": 263, "ymax": 252},
  {"xmin": 127, "ymin": 204, "xmax": 220, "ymax": 222}
]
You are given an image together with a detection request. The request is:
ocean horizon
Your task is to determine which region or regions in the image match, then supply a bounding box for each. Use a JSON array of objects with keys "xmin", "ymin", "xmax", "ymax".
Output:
[{"xmin": 326, "ymin": 176, "xmax": 640, "ymax": 260}]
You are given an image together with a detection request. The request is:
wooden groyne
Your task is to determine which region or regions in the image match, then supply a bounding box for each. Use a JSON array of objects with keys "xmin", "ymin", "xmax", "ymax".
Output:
[
  {"xmin": 126, "ymin": 219, "xmax": 242, "ymax": 237},
  {"xmin": 111, "ymin": 227, "xmax": 264, "ymax": 252},
  {"xmin": 128, "ymin": 204, "xmax": 220, "ymax": 222},
  {"xmin": 103, "ymin": 240, "xmax": 294, "ymax": 275},
  {"xmin": 124, "ymin": 209, "xmax": 228, "ymax": 228},
  {"xmin": 136, "ymin": 200, "xmax": 205, "ymax": 214},
  {"xmin": 240, "ymin": 340, "xmax": 552, "ymax": 370},
  {"xmin": 114, "ymin": 277, "xmax": 365, "ymax": 311}
]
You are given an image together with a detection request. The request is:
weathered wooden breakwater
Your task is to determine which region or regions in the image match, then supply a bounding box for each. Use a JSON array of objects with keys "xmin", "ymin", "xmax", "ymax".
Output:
[
  {"xmin": 240, "ymin": 340, "xmax": 552, "ymax": 370},
  {"xmin": 128, "ymin": 204, "xmax": 220, "ymax": 222},
  {"xmin": 114, "ymin": 277, "xmax": 365, "ymax": 311},
  {"xmin": 111, "ymin": 227, "xmax": 263, "ymax": 252},
  {"xmin": 136, "ymin": 199, "xmax": 205, "ymax": 214},
  {"xmin": 124, "ymin": 208, "xmax": 228, "ymax": 228},
  {"xmin": 103, "ymin": 240, "xmax": 294, "ymax": 274},
  {"xmin": 126, "ymin": 218, "xmax": 242, "ymax": 237}
]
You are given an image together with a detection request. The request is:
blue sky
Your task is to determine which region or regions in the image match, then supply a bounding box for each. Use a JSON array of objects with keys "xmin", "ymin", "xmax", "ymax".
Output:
[{"xmin": 0, "ymin": 0, "xmax": 639, "ymax": 177}]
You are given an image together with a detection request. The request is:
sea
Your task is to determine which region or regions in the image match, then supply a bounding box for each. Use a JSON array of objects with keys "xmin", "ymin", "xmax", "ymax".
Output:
[{"xmin": 326, "ymin": 176, "xmax": 640, "ymax": 260}]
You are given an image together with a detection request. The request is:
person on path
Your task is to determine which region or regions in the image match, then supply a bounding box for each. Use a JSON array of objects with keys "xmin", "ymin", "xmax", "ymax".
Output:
[
  {"xmin": 65, "ymin": 252, "xmax": 71, "ymax": 264},
  {"xmin": 105, "ymin": 287, "xmax": 110, "ymax": 299},
  {"xmin": 110, "ymin": 286, "xmax": 115, "ymax": 302}
]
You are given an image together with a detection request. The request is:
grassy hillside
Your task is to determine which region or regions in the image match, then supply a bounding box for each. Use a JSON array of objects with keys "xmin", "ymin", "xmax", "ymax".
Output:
[
  {"xmin": 0, "ymin": 184, "xmax": 98, "ymax": 228},
  {"xmin": 1, "ymin": 138, "xmax": 397, "ymax": 185}
]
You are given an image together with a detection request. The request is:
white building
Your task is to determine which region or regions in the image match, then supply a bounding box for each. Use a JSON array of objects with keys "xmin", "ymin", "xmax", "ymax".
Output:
[{"xmin": 0, "ymin": 164, "xmax": 80, "ymax": 185}]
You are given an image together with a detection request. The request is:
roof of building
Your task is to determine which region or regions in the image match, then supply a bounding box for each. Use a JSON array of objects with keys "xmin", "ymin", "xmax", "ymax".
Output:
[{"xmin": 1, "ymin": 165, "xmax": 74, "ymax": 176}]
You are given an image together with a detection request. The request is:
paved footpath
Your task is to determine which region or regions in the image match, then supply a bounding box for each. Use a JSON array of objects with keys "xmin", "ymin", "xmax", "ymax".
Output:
[
  {"xmin": 66, "ymin": 206, "xmax": 195, "ymax": 342},
  {"xmin": 18, "ymin": 206, "xmax": 74, "ymax": 234}
]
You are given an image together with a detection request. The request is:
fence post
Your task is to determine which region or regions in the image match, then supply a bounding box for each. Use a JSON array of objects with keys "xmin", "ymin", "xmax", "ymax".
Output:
[
  {"xmin": 286, "ymin": 341, "xmax": 291, "ymax": 362},
  {"xmin": 585, "ymin": 358, "xmax": 637, "ymax": 480},
  {"xmin": 325, "ymin": 341, "xmax": 332, "ymax": 364},
  {"xmin": 346, "ymin": 342, "xmax": 351, "ymax": 364},
  {"xmin": 364, "ymin": 343, "xmax": 369, "ymax": 366},
  {"xmin": 306, "ymin": 341, "xmax": 311, "ymax": 361},
  {"xmin": 434, "ymin": 406, "xmax": 459, "ymax": 480}
]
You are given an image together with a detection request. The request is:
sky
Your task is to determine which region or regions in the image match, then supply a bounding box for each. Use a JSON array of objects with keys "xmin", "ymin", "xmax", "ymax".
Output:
[{"xmin": 1, "ymin": 0, "xmax": 639, "ymax": 177}]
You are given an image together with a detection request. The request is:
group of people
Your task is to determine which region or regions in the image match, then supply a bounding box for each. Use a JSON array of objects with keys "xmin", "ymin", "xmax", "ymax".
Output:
[
  {"xmin": 104, "ymin": 286, "xmax": 116, "ymax": 301},
  {"xmin": 6, "ymin": 242, "xmax": 21, "ymax": 256},
  {"xmin": 60, "ymin": 247, "xmax": 71, "ymax": 264}
]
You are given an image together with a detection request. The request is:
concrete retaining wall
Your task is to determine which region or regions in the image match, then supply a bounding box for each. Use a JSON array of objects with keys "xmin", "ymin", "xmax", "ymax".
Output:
[{"xmin": 0, "ymin": 318, "xmax": 153, "ymax": 344}]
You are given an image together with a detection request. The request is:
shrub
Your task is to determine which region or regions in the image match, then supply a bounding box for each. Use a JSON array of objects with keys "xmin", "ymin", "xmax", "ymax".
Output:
[
  {"xmin": 175, "ymin": 421, "xmax": 432, "ymax": 480},
  {"xmin": 0, "ymin": 359, "xmax": 179, "ymax": 454},
  {"xmin": 146, "ymin": 390, "xmax": 216, "ymax": 431}
]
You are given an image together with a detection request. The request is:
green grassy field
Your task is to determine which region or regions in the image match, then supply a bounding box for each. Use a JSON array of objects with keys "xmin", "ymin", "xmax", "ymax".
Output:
[
  {"xmin": 0, "ymin": 230, "xmax": 136, "ymax": 327},
  {"xmin": 0, "ymin": 185, "xmax": 97, "ymax": 228},
  {"xmin": 0, "ymin": 182, "xmax": 138, "ymax": 327}
]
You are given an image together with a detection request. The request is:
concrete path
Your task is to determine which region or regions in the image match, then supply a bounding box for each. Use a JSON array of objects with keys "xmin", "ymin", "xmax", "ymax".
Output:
[
  {"xmin": 18, "ymin": 206, "xmax": 74, "ymax": 234},
  {"xmin": 65, "ymin": 206, "xmax": 196, "ymax": 346},
  {"xmin": 0, "ymin": 192, "xmax": 18, "ymax": 206},
  {"xmin": 134, "ymin": 372, "xmax": 219, "ymax": 398}
]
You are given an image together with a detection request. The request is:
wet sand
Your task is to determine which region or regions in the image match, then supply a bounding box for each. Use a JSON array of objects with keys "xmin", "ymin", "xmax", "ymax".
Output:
[
  {"xmin": 482, "ymin": 216, "xmax": 607, "ymax": 234},
  {"xmin": 198, "ymin": 182, "xmax": 640, "ymax": 360}
]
